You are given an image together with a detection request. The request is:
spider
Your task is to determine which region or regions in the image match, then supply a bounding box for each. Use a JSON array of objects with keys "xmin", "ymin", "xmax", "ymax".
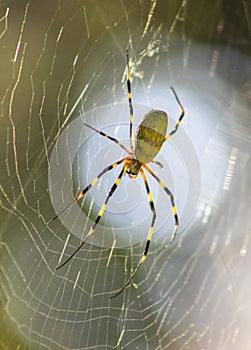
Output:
[{"xmin": 48, "ymin": 51, "xmax": 185, "ymax": 298}]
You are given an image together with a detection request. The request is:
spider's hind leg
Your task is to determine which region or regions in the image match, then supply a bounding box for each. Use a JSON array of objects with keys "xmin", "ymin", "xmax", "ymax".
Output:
[
  {"xmin": 143, "ymin": 163, "xmax": 179, "ymax": 245},
  {"xmin": 110, "ymin": 168, "xmax": 156, "ymax": 298}
]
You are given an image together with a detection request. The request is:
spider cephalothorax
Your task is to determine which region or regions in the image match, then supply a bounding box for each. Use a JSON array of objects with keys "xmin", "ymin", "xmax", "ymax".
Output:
[{"xmin": 126, "ymin": 158, "xmax": 142, "ymax": 177}]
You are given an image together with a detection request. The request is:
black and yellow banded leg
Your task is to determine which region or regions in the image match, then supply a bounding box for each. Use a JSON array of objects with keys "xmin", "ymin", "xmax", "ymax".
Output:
[
  {"xmin": 165, "ymin": 87, "xmax": 185, "ymax": 140},
  {"xmin": 126, "ymin": 50, "xmax": 135, "ymax": 152},
  {"xmin": 143, "ymin": 164, "xmax": 179, "ymax": 244},
  {"xmin": 47, "ymin": 158, "xmax": 127, "ymax": 225},
  {"xmin": 83, "ymin": 122, "xmax": 132, "ymax": 155},
  {"xmin": 111, "ymin": 168, "xmax": 156, "ymax": 299},
  {"xmin": 56, "ymin": 164, "xmax": 127, "ymax": 270}
]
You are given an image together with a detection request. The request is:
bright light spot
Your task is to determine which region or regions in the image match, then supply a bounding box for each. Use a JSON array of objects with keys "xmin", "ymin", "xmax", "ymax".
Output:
[
  {"xmin": 240, "ymin": 247, "xmax": 247, "ymax": 257},
  {"xmin": 239, "ymin": 233, "xmax": 249, "ymax": 257},
  {"xmin": 223, "ymin": 147, "xmax": 238, "ymax": 191},
  {"xmin": 202, "ymin": 204, "xmax": 211, "ymax": 224},
  {"xmin": 232, "ymin": 328, "xmax": 239, "ymax": 343}
]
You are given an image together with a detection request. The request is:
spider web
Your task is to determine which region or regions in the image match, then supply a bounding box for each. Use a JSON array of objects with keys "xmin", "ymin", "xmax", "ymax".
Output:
[{"xmin": 0, "ymin": 1, "xmax": 251, "ymax": 349}]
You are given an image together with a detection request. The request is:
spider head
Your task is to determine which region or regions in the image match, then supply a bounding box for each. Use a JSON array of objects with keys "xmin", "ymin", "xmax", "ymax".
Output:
[{"xmin": 126, "ymin": 158, "xmax": 142, "ymax": 178}]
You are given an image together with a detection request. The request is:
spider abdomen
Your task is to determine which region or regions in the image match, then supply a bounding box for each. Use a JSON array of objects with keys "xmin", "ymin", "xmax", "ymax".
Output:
[{"xmin": 134, "ymin": 110, "xmax": 168, "ymax": 164}]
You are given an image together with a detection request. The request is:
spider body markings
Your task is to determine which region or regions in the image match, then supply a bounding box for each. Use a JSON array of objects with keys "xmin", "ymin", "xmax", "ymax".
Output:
[
  {"xmin": 48, "ymin": 51, "xmax": 185, "ymax": 298},
  {"xmin": 135, "ymin": 110, "xmax": 167, "ymax": 165},
  {"xmin": 124, "ymin": 109, "xmax": 167, "ymax": 178}
]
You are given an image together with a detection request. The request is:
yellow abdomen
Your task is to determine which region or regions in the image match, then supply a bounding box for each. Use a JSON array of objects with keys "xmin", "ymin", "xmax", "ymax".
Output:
[{"xmin": 134, "ymin": 110, "xmax": 168, "ymax": 164}]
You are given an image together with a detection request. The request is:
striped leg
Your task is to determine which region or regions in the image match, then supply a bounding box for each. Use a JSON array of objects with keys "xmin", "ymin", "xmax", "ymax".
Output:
[
  {"xmin": 165, "ymin": 87, "xmax": 185, "ymax": 140},
  {"xmin": 111, "ymin": 168, "xmax": 156, "ymax": 298},
  {"xmin": 84, "ymin": 122, "xmax": 132, "ymax": 155},
  {"xmin": 47, "ymin": 158, "xmax": 127, "ymax": 225},
  {"xmin": 126, "ymin": 50, "xmax": 135, "ymax": 152},
  {"xmin": 143, "ymin": 164, "xmax": 179, "ymax": 244},
  {"xmin": 56, "ymin": 164, "xmax": 127, "ymax": 270}
]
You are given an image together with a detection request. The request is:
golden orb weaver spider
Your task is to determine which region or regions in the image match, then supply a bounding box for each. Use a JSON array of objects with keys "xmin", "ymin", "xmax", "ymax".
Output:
[{"xmin": 48, "ymin": 51, "xmax": 185, "ymax": 298}]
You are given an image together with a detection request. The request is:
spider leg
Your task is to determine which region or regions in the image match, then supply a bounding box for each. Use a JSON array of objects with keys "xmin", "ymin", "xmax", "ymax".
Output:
[
  {"xmin": 151, "ymin": 159, "xmax": 164, "ymax": 168},
  {"xmin": 126, "ymin": 50, "xmax": 135, "ymax": 152},
  {"xmin": 47, "ymin": 157, "xmax": 127, "ymax": 224},
  {"xmin": 84, "ymin": 122, "xmax": 132, "ymax": 155},
  {"xmin": 110, "ymin": 168, "xmax": 156, "ymax": 299},
  {"xmin": 56, "ymin": 163, "xmax": 127, "ymax": 270},
  {"xmin": 143, "ymin": 164, "xmax": 179, "ymax": 244},
  {"xmin": 165, "ymin": 87, "xmax": 185, "ymax": 140}
]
